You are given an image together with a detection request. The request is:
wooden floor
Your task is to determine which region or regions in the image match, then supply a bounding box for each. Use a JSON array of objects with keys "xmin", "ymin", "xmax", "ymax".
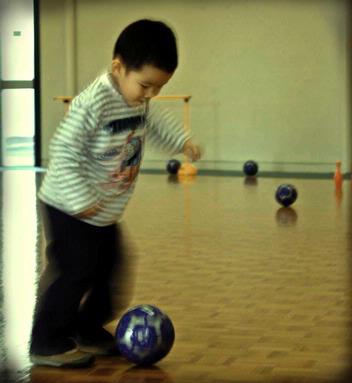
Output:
[{"xmin": 0, "ymin": 171, "xmax": 351, "ymax": 383}]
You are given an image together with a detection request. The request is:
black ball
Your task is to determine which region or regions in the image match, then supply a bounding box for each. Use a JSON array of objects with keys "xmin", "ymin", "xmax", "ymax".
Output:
[
  {"xmin": 243, "ymin": 160, "xmax": 258, "ymax": 176},
  {"xmin": 275, "ymin": 184, "xmax": 298, "ymax": 207},
  {"xmin": 166, "ymin": 159, "xmax": 181, "ymax": 175}
]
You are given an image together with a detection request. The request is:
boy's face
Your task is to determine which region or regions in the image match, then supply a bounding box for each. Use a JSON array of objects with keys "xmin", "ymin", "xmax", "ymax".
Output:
[{"xmin": 111, "ymin": 59, "xmax": 173, "ymax": 107}]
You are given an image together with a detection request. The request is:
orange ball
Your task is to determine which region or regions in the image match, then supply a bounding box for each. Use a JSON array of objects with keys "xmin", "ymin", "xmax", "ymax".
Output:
[{"xmin": 177, "ymin": 163, "xmax": 198, "ymax": 176}]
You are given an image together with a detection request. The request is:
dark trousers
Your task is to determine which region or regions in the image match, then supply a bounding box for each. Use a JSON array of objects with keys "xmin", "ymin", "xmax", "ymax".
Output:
[{"xmin": 30, "ymin": 203, "xmax": 131, "ymax": 355}]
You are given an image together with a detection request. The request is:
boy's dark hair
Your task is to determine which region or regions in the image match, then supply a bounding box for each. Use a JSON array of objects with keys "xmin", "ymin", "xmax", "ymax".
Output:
[{"xmin": 113, "ymin": 19, "xmax": 178, "ymax": 73}]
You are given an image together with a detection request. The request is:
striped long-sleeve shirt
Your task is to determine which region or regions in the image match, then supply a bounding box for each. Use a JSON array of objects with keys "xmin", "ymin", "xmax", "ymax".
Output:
[{"xmin": 39, "ymin": 73, "xmax": 189, "ymax": 226}]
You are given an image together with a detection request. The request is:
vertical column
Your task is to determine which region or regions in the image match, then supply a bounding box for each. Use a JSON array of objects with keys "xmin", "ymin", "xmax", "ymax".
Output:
[
  {"xmin": 1, "ymin": 171, "xmax": 38, "ymax": 371},
  {"xmin": 64, "ymin": 0, "xmax": 77, "ymax": 97},
  {"xmin": 0, "ymin": 0, "xmax": 36, "ymax": 166},
  {"xmin": 347, "ymin": 1, "xmax": 352, "ymax": 175}
]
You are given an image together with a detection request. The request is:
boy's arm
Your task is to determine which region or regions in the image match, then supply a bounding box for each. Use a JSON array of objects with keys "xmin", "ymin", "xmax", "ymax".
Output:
[
  {"xmin": 183, "ymin": 139, "xmax": 202, "ymax": 162},
  {"xmin": 146, "ymin": 101, "xmax": 196, "ymax": 157},
  {"xmin": 49, "ymin": 103, "xmax": 100, "ymax": 216}
]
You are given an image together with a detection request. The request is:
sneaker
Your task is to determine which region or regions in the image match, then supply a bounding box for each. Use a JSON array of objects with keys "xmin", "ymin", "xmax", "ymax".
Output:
[
  {"xmin": 30, "ymin": 347, "xmax": 95, "ymax": 368},
  {"xmin": 75, "ymin": 328, "xmax": 119, "ymax": 356}
]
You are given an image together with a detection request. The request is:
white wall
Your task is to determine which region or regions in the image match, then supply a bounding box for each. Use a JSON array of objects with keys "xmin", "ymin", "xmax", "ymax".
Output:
[{"xmin": 40, "ymin": 0, "xmax": 351, "ymax": 173}]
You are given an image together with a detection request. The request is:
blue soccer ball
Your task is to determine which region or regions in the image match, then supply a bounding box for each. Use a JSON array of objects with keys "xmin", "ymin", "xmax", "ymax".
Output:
[
  {"xmin": 115, "ymin": 304, "xmax": 175, "ymax": 366},
  {"xmin": 243, "ymin": 160, "xmax": 258, "ymax": 176},
  {"xmin": 166, "ymin": 159, "xmax": 181, "ymax": 175},
  {"xmin": 275, "ymin": 184, "xmax": 298, "ymax": 207}
]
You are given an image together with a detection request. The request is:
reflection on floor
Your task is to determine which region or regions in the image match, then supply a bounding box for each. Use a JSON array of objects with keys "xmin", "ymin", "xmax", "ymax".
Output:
[{"xmin": 0, "ymin": 170, "xmax": 351, "ymax": 383}]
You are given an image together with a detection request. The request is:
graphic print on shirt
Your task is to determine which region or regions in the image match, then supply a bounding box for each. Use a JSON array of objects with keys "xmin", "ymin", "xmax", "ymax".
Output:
[
  {"xmin": 103, "ymin": 115, "xmax": 145, "ymax": 134},
  {"xmin": 98, "ymin": 118, "xmax": 144, "ymax": 194},
  {"xmin": 111, "ymin": 132, "xmax": 143, "ymax": 190}
]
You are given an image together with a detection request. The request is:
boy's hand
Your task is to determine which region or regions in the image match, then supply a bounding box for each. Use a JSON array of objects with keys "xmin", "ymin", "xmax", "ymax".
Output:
[
  {"xmin": 74, "ymin": 203, "xmax": 102, "ymax": 219},
  {"xmin": 183, "ymin": 140, "xmax": 202, "ymax": 162}
]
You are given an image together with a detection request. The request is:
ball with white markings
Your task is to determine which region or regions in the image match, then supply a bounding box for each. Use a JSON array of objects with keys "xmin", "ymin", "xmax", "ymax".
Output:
[{"xmin": 115, "ymin": 304, "xmax": 175, "ymax": 365}]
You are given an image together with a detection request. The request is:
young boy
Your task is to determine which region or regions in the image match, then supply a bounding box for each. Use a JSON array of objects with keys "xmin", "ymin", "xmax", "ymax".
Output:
[{"xmin": 30, "ymin": 19, "xmax": 201, "ymax": 368}]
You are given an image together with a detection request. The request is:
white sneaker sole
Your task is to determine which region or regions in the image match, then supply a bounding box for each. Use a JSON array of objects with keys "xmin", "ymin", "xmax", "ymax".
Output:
[{"xmin": 30, "ymin": 348, "xmax": 95, "ymax": 368}]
